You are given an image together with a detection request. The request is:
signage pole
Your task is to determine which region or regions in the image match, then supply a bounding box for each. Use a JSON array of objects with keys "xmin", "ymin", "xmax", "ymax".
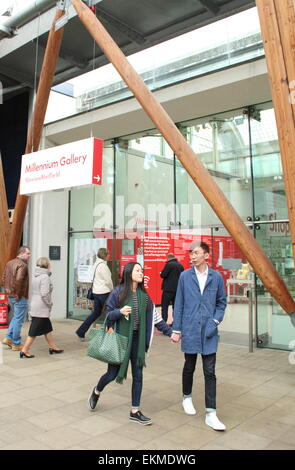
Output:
[
  {"xmin": 7, "ymin": 7, "xmax": 65, "ymax": 261},
  {"xmin": 71, "ymin": 0, "xmax": 295, "ymax": 315}
]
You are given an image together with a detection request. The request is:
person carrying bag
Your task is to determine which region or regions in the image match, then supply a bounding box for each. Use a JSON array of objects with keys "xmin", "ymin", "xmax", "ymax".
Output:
[
  {"xmin": 87, "ymin": 262, "xmax": 172, "ymax": 425},
  {"xmin": 76, "ymin": 248, "xmax": 113, "ymax": 341}
]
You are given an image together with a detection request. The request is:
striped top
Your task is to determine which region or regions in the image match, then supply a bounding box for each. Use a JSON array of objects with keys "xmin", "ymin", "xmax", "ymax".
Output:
[
  {"xmin": 132, "ymin": 291, "xmax": 152, "ymax": 330},
  {"xmin": 132, "ymin": 292, "xmax": 140, "ymax": 330},
  {"xmin": 153, "ymin": 307, "xmax": 163, "ymax": 324}
]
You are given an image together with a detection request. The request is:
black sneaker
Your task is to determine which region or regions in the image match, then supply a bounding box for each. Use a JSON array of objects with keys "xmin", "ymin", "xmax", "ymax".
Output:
[
  {"xmin": 88, "ymin": 387, "xmax": 100, "ymax": 411},
  {"xmin": 129, "ymin": 410, "xmax": 152, "ymax": 425}
]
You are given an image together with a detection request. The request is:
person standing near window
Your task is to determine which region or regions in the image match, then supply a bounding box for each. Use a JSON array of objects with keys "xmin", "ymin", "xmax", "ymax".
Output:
[
  {"xmin": 160, "ymin": 253, "xmax": 184, "ymax": 324},
  {"xmin": 88, "ymin": 262, "xmax": 172, "ymax": 425},
  {"xmin": 76, "ymin": 248, "xmax": 113, "ymax": 341}
]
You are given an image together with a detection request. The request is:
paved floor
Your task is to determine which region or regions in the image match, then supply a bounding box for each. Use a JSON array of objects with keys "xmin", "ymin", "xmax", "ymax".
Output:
[{"xmin": 0, "ymin": 320, "xmax": 295, "ymax": 450}]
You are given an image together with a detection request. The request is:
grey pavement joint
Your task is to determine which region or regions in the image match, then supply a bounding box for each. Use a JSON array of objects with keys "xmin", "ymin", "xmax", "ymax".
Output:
[{"xmin": 0, "ymin": 320, "xmax": 295, "ymax": 450}]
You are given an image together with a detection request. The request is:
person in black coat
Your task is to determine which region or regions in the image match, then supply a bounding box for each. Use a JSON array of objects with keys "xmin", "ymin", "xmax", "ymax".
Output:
[{"xmin": 160, "ymin": 254, "xmax": 184, "ymax": 324}]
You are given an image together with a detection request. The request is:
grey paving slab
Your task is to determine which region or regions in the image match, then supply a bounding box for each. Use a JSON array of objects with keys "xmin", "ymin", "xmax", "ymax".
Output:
[{"xmin": 0, "ymin": 319, "xmax": 295, "ymax": 450}]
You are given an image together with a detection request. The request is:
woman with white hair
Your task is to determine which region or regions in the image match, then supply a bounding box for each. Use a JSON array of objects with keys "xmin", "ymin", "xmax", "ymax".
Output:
[{"xmin": 20, "ymin": 257, "xmax": 63, "ymax": 358}]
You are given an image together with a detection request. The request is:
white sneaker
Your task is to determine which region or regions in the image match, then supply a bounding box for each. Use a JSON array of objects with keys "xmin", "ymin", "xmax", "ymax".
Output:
[
  {"xmin": 182, "ymin": 397, "xmax": 196, "ymax": 415},
  {"xmin": 205, "ymin": 411, "xmax": 226, "ymax": 431}
]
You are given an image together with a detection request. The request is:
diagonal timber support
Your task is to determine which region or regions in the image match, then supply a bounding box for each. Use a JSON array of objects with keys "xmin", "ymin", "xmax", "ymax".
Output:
[
  {"xmin": 71, "ymin": 0, "xmax": 295, "ymax": 315},
  {"xmin": 256, "ymin": 0, "xmax": 295, "ymax": 267},
  {"xmin": 7, "ymin": 7, "xmax": 65, "ymax": 262},
  {"xmin": 0, "ymin": 153, "xmax": 10, "ymax": 280}
]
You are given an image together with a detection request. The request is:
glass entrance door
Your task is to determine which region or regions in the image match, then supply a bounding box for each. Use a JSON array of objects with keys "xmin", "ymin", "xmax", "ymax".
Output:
[
  {"xmin": 67, "ymin": 231, "xmax": 116, "ymax": 321},
  {"xmin": 254, "ymin": 220, "xmax": 295, "ymax": 350},
  {"xmin": 210, "ymin": 226, "xmax": 255, "ymax": 348}
]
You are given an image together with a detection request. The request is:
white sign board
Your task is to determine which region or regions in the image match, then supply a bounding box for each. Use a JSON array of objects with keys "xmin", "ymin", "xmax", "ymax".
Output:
[
  {"xmin": 20, "ymin": 137, "xmax": 103, "ymax": 195},
  {"xmin": 77, "ymin": 265, "xmax": 94, "ymax": 283}
]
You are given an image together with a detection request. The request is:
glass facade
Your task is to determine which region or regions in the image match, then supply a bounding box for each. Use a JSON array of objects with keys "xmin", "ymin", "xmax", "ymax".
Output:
[
  {"xmin": 45, "ymin": 8, "xmax": 263, "ymax": 124},
  {"xmin": 67, "ymin": 145, "xmax": 115, "ymax": 320},
  {"xmin": 67, "ymin": 101, "xmax": 294, "ymax": 351}
]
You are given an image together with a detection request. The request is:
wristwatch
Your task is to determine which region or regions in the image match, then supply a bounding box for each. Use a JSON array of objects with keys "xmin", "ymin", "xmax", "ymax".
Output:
[{"xmin": 213, "ymin": 319, "xmax": 219, "ymax": 325}]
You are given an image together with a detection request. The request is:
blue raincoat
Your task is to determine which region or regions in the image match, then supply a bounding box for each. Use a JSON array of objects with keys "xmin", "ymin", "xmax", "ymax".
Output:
[{"xmin": 173, "ymin": 267, "xmax": 227, "ymax": 355}]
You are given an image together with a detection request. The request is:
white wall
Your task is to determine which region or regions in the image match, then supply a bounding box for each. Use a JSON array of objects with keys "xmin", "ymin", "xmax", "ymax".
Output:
[{"xmin": 29, "ymin": 190, "xmax": 69, "ymax": 319}]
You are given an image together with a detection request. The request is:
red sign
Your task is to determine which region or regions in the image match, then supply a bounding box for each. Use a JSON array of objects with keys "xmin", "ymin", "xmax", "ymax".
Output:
[{"xmin": 142, "ymin": 232, "xmax": 246, "ymax": 305}]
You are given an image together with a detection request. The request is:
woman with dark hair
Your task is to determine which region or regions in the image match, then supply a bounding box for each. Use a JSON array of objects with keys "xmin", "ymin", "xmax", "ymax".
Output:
[{"xmin": 88, "ymin": 262, "xmax": 172, "ymax": 425}]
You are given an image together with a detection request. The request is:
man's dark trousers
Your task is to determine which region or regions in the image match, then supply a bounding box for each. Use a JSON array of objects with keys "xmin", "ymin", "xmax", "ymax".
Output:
[
  {"xmin": 161, "ymin": 291, "xmax": 175, "ymax": 323},
  {"xmin": 183, "ymin": 353, "xmax": 216, "ymax": 409}
]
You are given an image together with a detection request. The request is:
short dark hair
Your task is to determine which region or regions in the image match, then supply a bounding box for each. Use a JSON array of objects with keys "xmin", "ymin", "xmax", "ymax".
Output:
[
  {"xmin": 189, "ymin": 241, "xmax": 210, "ymax": 254},
  {"xmin": 167, "ymin": 253, "xmax": 175, "ymax": 260}
]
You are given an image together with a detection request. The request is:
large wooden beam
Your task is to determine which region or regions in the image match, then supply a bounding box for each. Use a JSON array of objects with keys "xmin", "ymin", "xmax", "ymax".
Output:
[
  {"xmin": 71, "ymin": 0, "xmax": 295, "ymax": 314},
  {"xmin": 256, "ymin": 0, "xmax": 295, "ymax": 263},
  {"xmin": 0, "ymin": 153, "xmax": 10, "ymax": 280},
  {"xmin": 7, "ymin": 8, "xmax": 65, "ymax": 261}
]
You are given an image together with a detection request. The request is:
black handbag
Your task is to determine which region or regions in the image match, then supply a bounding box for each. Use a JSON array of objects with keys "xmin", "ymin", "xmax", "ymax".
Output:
[{"xmin": 87, "ymin": 287, "xmax": 94, "ymax": 300}]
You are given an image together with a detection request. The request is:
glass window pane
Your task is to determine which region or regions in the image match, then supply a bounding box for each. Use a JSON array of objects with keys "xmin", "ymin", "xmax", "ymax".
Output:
[
  {"xmin": 115, "ymin": 133, "xmax": 174, "ymax": 232},
  {"xmin": 255, "ymin": 223, "xmax": 294, "ymax": 349},
  {"xmin": 177, "ymin": 109, "xmax": 252, "ymax": 226},
  {"xmin": 70, "ymin": 145, "xmax": 114, "ymax": 232},
  {"xmin": 251, "ymin": 104, "xmax": 287, "ymax": 221},
  {"xmin": 212, "ymin": 226, "xmax": 254, "ymax": 348}
]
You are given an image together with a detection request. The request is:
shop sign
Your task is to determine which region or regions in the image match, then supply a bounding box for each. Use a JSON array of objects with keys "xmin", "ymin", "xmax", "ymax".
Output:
[{"xmin": 20, "ymin": 137, "xmax": 103, "ymax": 194}]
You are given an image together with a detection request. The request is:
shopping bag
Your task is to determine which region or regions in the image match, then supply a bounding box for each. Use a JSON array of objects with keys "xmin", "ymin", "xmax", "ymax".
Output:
[{"xmin": 87, "ymin": 322, "xmax": 128, "ymax": 364}]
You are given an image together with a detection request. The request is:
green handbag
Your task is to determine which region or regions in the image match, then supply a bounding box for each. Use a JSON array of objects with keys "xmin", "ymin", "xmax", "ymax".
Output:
[{"xmin": 87, "ymin": 320, "xmax": 128, "ymax": 365}]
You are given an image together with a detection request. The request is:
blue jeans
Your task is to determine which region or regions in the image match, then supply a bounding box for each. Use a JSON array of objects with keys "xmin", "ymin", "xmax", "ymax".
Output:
[
  {"xmin": 96, "ymin": 331, "xmax": 143, "ymax": 408},
  {"xmin": 6, "ymin": 297, "xmax": 28, "ymax": 346},
  {"xmin": 76, "ymin": 293, "xmax": 109, "ymax": 339}
]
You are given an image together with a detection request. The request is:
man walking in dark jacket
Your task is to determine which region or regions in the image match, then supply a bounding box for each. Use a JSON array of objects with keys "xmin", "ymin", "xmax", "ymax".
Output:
[
  {"xmin": 2, "ymin": 246, "xmax": 31, "ymax": 351},
  {"xmin": 160, "ymin": 253, "xmax": 184, "ymax": 324}
]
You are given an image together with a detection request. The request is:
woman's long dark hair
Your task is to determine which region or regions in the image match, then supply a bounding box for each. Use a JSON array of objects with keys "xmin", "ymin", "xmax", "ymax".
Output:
[{"xmin": 118, "ymin": 262, "xmax": 151, "ymax": 307}]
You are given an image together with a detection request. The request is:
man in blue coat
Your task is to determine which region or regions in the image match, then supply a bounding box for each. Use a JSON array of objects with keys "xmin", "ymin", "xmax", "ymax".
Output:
[{"xmin": 171, "ymin": 241, "xmax": 227, "ymax": 431}]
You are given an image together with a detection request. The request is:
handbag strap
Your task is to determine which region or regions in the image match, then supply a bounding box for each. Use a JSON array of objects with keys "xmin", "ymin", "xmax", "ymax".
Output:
[
  {"xmin": 91, "ymin": 260, "xmax": 104, "ymax": 285},
  {"xmin": 102, "ymin": 315, "xmax": 116, "ymax": 333}
]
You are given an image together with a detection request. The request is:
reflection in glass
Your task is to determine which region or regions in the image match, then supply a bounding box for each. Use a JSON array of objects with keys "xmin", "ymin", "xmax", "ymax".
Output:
[
  {"xmin": 255, "ymin": 223, "xmax": 295, "ymax": 349},
  {"xmin": 176, "ymin": 109, "xmax": 251, "ymax": 227},
  {"xmin": 251, "ymin": 103, "xmax": 287, "ymax": 221}
]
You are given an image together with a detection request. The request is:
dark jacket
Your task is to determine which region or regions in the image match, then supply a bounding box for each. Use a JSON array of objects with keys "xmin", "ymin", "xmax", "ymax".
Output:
[
  {"xmin": 105, "ymin": 286, "xmax": 172, "ymax": 351},
  {"xmin": 2, "ymin": 257, "xmax": 29, "ymax": 299},
  {"xmin": 160, "ymin": 258, "xmax": 184, "ymax": 293}
]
